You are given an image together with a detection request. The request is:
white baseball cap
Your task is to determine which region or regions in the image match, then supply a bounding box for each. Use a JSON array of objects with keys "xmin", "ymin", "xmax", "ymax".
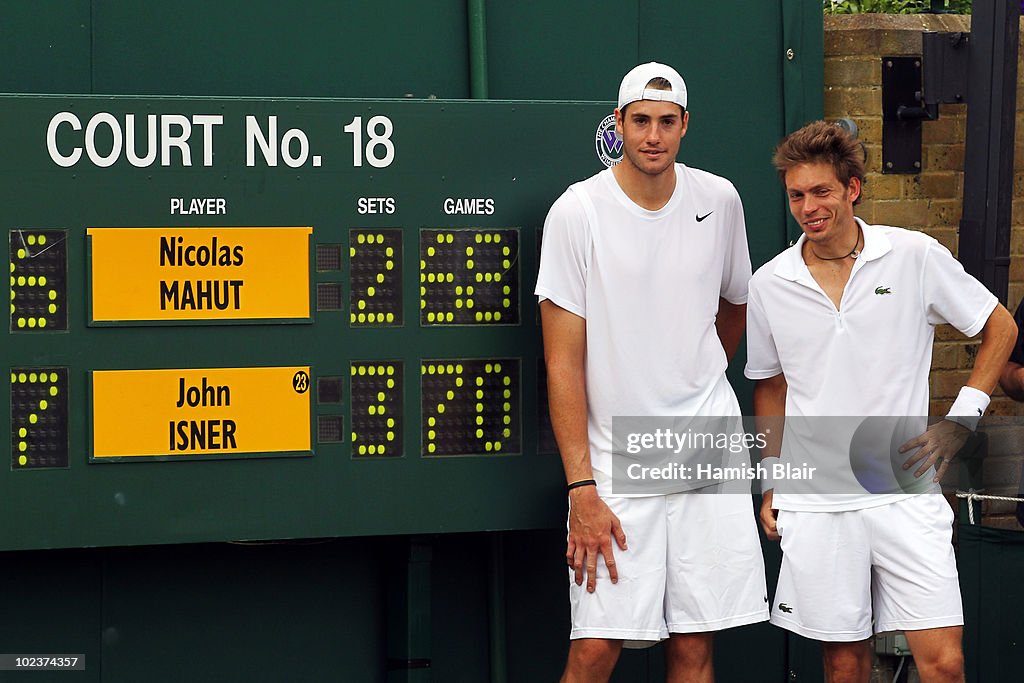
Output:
[{"xmin": 617, "ymin": 62, "xmax": 688, "ymax": 111}]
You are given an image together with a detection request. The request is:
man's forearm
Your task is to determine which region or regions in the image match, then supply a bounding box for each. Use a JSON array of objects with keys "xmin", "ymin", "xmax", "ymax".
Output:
[
  {"xmin": 716, "ymin": 299, "xmax": 746, "ymax": 363},
  {"xmin": 540, "ymin": 300, "xmax": 593, "ymax": 484},
  {"xmin": 753, "ymin": 374, "xmax": 787, "ymax": 461},
  {"xmin": 965, "ymin": 305, "xmax": 1017, "ymax": 396},
  {"xmin": 546, "ymin": 358, "xmax": 593, "ymax": 483}
]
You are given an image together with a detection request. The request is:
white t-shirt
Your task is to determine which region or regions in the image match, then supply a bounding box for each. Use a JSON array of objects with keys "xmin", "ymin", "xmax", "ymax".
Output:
[
  {"xmin": 535, "ymin": 163, "xmax": 752, "ymax": 491},
  {"xmin": 745, "ymin": 218, "xmax": 997, "ymax": 511}
]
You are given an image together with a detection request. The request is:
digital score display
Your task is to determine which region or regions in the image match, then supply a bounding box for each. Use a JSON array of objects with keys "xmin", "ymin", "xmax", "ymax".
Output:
[
  {"xmin": 87, "ymin": 227, "xmax": 312, "ymax": 324},
  {"xmin": 349, "ymin": 229, "xmax": 402, "ymax": 326},
  {"xmin": 419, "ymin": 229, "xmax": 519, "ymax": 326},
  {"xmin": 420, "ymin": 359, "xmax": 520, "ymax": 456},
  {"xmin": 10, "ymin": 367, "xmax": 68, "ymax": 469},
  {"xmin": 91, "ymin": 366, "xmax": 311, "ymax": 460},
  {"xmin": 9, "ymin": 230, "xmax": 68, "ymax": 332},
  {"xmin": 350, "ymin": 361, "xmax": 403, "ymax": 457}
]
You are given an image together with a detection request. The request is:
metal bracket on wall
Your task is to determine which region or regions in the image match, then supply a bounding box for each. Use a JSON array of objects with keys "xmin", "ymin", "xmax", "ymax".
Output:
[
  {"xmin": 881, "ymin": 32, "xmax": 969, "ymax": 174},
  {"xmin": 882, "ymin": 56, "xmax": 925, "ymax": 173}
]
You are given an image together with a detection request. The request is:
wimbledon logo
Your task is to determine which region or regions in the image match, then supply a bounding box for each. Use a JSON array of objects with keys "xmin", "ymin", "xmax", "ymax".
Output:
[{"xmin": 595, "ymin": 114, "xmax": 623, "ymax": 168}]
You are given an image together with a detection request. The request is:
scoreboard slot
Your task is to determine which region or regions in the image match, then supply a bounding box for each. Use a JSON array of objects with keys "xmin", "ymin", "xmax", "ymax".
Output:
[
  {"xmin": 10, "ymin": 368, "xmax": 68, "ymax": 469},
  {"xmin": 420, "ymin": 359, "xmax": 521, "ymax": 457},
  {"xmin": 9, "ymin": 230, "xmax": 67, "ymax": 332},
  {"xmin": 350, "ymin": 361, "xmax": 403, "ymax": 457},
  {"xmin": 419, "ymin": 229, "xmax": 519, "ymax": 326},
  {"xmin": 349, "ymin": 229, "xmax": 402, "ymax": 326}
]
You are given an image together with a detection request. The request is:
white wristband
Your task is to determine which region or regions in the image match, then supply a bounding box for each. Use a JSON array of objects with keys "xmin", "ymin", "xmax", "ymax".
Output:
[
  {"xmin": 760, "ymin": 456, "xmax": 780, "ymax": 494},
  {"xmin": 944, "ymin": 386, "xmax": 990, "ymax": 431}
]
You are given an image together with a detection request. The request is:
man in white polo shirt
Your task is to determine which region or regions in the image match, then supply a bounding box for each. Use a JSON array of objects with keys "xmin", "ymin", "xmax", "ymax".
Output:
[
  {"xmin": 536, "ymin": 62, "xmax": 768, "ymax": 683},
  {"xmin": 746, "ymin": 121, "xmax": 1017, "ymax": 683}
]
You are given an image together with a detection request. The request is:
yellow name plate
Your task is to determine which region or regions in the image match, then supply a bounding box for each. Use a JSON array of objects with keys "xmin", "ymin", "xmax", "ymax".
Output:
[
  {"xmin": 87, "ymin": 227, "xmax": 312, "ymax": 323},
  {"xmin": 91, "ymin": 367, "xmax": 312, "ymax": 459}
]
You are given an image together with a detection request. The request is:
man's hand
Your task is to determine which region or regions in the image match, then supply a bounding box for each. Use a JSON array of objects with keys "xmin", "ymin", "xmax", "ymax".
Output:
[
  {"xmin": 759, "ymin": 490, "xmax": 780, "ymax": 541},
  {"xmin": 566, "ymin": 487, "xmax": 627, "ymax": 593},
  {"xmin": 898, "ymin": 419, "xmax": 970, "ymax": 483}
]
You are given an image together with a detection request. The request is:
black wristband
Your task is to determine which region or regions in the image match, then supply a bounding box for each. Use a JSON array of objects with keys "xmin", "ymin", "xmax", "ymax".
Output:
[{"xmin": 567, "ymin": 478, "xmax": 596, "ymax": 492}]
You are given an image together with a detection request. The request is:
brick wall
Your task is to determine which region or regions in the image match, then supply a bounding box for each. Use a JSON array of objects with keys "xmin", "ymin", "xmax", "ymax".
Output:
[{"xmin": 824, "ymin": 14, "xmax": 1024, "ymax": 528}]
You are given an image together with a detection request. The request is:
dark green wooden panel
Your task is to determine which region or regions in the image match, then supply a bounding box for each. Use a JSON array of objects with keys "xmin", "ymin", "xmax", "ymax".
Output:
[
  {"xmin": 484, "ymin": 1, "xmax": 640, "ymax": 101},
  {"xmin": 782, "ymin": 0, "xmax": 827, "ymax": 133},
  {"xmin": 959, "ymin": 523, "xmax": 1024, "ymax": 683},
  {"xmin": 782, "ymin": 0, "xmax": 827, "ymax": 244},
  {"xmin": 428, "ymin": 534, "xmax": 492, "ymax": 682},
  {"xmin": 0, "ymin": 0, "xmax": 92, "ymax": 93},
  {"xmin": 98, "ymin": 540, "xmax": 386, "ymax": 682},
  {"xmin": 91, "ymin": 1, "xmax": 470, "ymax": 98},
  {"xmin": 0, "ymin": 548, "xmax": 101, "ymax": 683},
  {"xmin": 503, "ymin": 529, "xmax": 571, "ymax": 682}
]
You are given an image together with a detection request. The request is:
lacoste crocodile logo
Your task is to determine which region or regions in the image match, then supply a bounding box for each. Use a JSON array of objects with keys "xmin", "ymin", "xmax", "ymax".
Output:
[
  {"xmin": 874, "ymin": 287, "xmax": 892, "ymax": 295},
  {"xmin": 778, "ymin": 603, "xmax": 793, "ymax": 613}
]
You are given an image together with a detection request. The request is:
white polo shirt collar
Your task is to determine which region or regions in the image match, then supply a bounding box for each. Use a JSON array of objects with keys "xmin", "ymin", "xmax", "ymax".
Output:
[{"xmin": 772, "ymin": 217, "xmax": 893, "ymax": 286}]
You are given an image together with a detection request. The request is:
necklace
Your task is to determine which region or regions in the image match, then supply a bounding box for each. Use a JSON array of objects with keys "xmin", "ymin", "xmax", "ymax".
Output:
[{"xmin": 810, "ymin": 225, "xmax": 862, "ymax": 261}]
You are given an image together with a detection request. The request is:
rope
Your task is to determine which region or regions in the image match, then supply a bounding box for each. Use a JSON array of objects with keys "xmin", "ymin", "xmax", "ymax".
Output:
[
  {"xmin": 955, "ymin": 489, "xmax": 1024, "ymax": 525},
  {"xmin": 892, "ymin": 655, "xmax": 906, "ymax": 683}
]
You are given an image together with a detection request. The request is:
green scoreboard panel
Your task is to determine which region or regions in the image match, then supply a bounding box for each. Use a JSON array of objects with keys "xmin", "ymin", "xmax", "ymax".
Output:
[{"xmin": 0, "ymin": 95, "xmax": 623, "ymax": 551}]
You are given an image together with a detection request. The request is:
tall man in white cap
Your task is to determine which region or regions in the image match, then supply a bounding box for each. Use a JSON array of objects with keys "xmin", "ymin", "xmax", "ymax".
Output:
[
  {"xmin": 747, "ymin": 121, "xmax": 1017, "ymax": 683},
  {"xmin": 536, "ymin": 62, "xmax": 769, "ymax": 682}
]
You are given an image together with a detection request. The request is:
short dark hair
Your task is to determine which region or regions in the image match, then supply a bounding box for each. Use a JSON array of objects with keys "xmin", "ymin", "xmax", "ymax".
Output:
[{"xmin": 773, "ymin": 120, "xmax": 865, "ymax": 190}]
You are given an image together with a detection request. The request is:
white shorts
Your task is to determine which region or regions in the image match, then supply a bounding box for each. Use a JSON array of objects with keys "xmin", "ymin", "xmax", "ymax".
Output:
[
  {"xmin": 569, "ymin": 492, "xmax": 769, "ymax": 646},
  {"xmin": 772, "ymin": 494, "xmax": 963, "ymax": 641}
]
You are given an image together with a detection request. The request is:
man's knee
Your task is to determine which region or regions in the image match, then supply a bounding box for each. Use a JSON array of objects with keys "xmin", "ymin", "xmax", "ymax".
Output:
[
  {"xmin": 570, "ymin": 637, "xmax": 621, "ymax": 662},
  {"xmin": 665, "ymin": 632, "xmax": 713, "ymax": 669},
  {"xmin": 822, "ymin": 641, "xmax": 871, "ymax": 683},
  {"xmin": 562, "ymin": 638, "xmax": 622, "ymax": 682},
  {"xmin": 905, "ymin": 626, "xmax": 964, "ymax": 682},
  {"xmin": 916, "ymin": 649, "xmax": 964, "ymax": 682}
]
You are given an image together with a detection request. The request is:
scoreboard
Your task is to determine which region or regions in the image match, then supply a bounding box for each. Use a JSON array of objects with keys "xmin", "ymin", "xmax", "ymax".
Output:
[{"xmin": 0, "ymin": 96, "xmax": 616, "ymax": 551}]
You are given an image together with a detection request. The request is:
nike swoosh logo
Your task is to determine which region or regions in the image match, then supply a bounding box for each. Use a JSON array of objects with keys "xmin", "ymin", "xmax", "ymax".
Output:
[{"xmin": 696, "ymin": 212, "xmax": 713, "ymax": 222}]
